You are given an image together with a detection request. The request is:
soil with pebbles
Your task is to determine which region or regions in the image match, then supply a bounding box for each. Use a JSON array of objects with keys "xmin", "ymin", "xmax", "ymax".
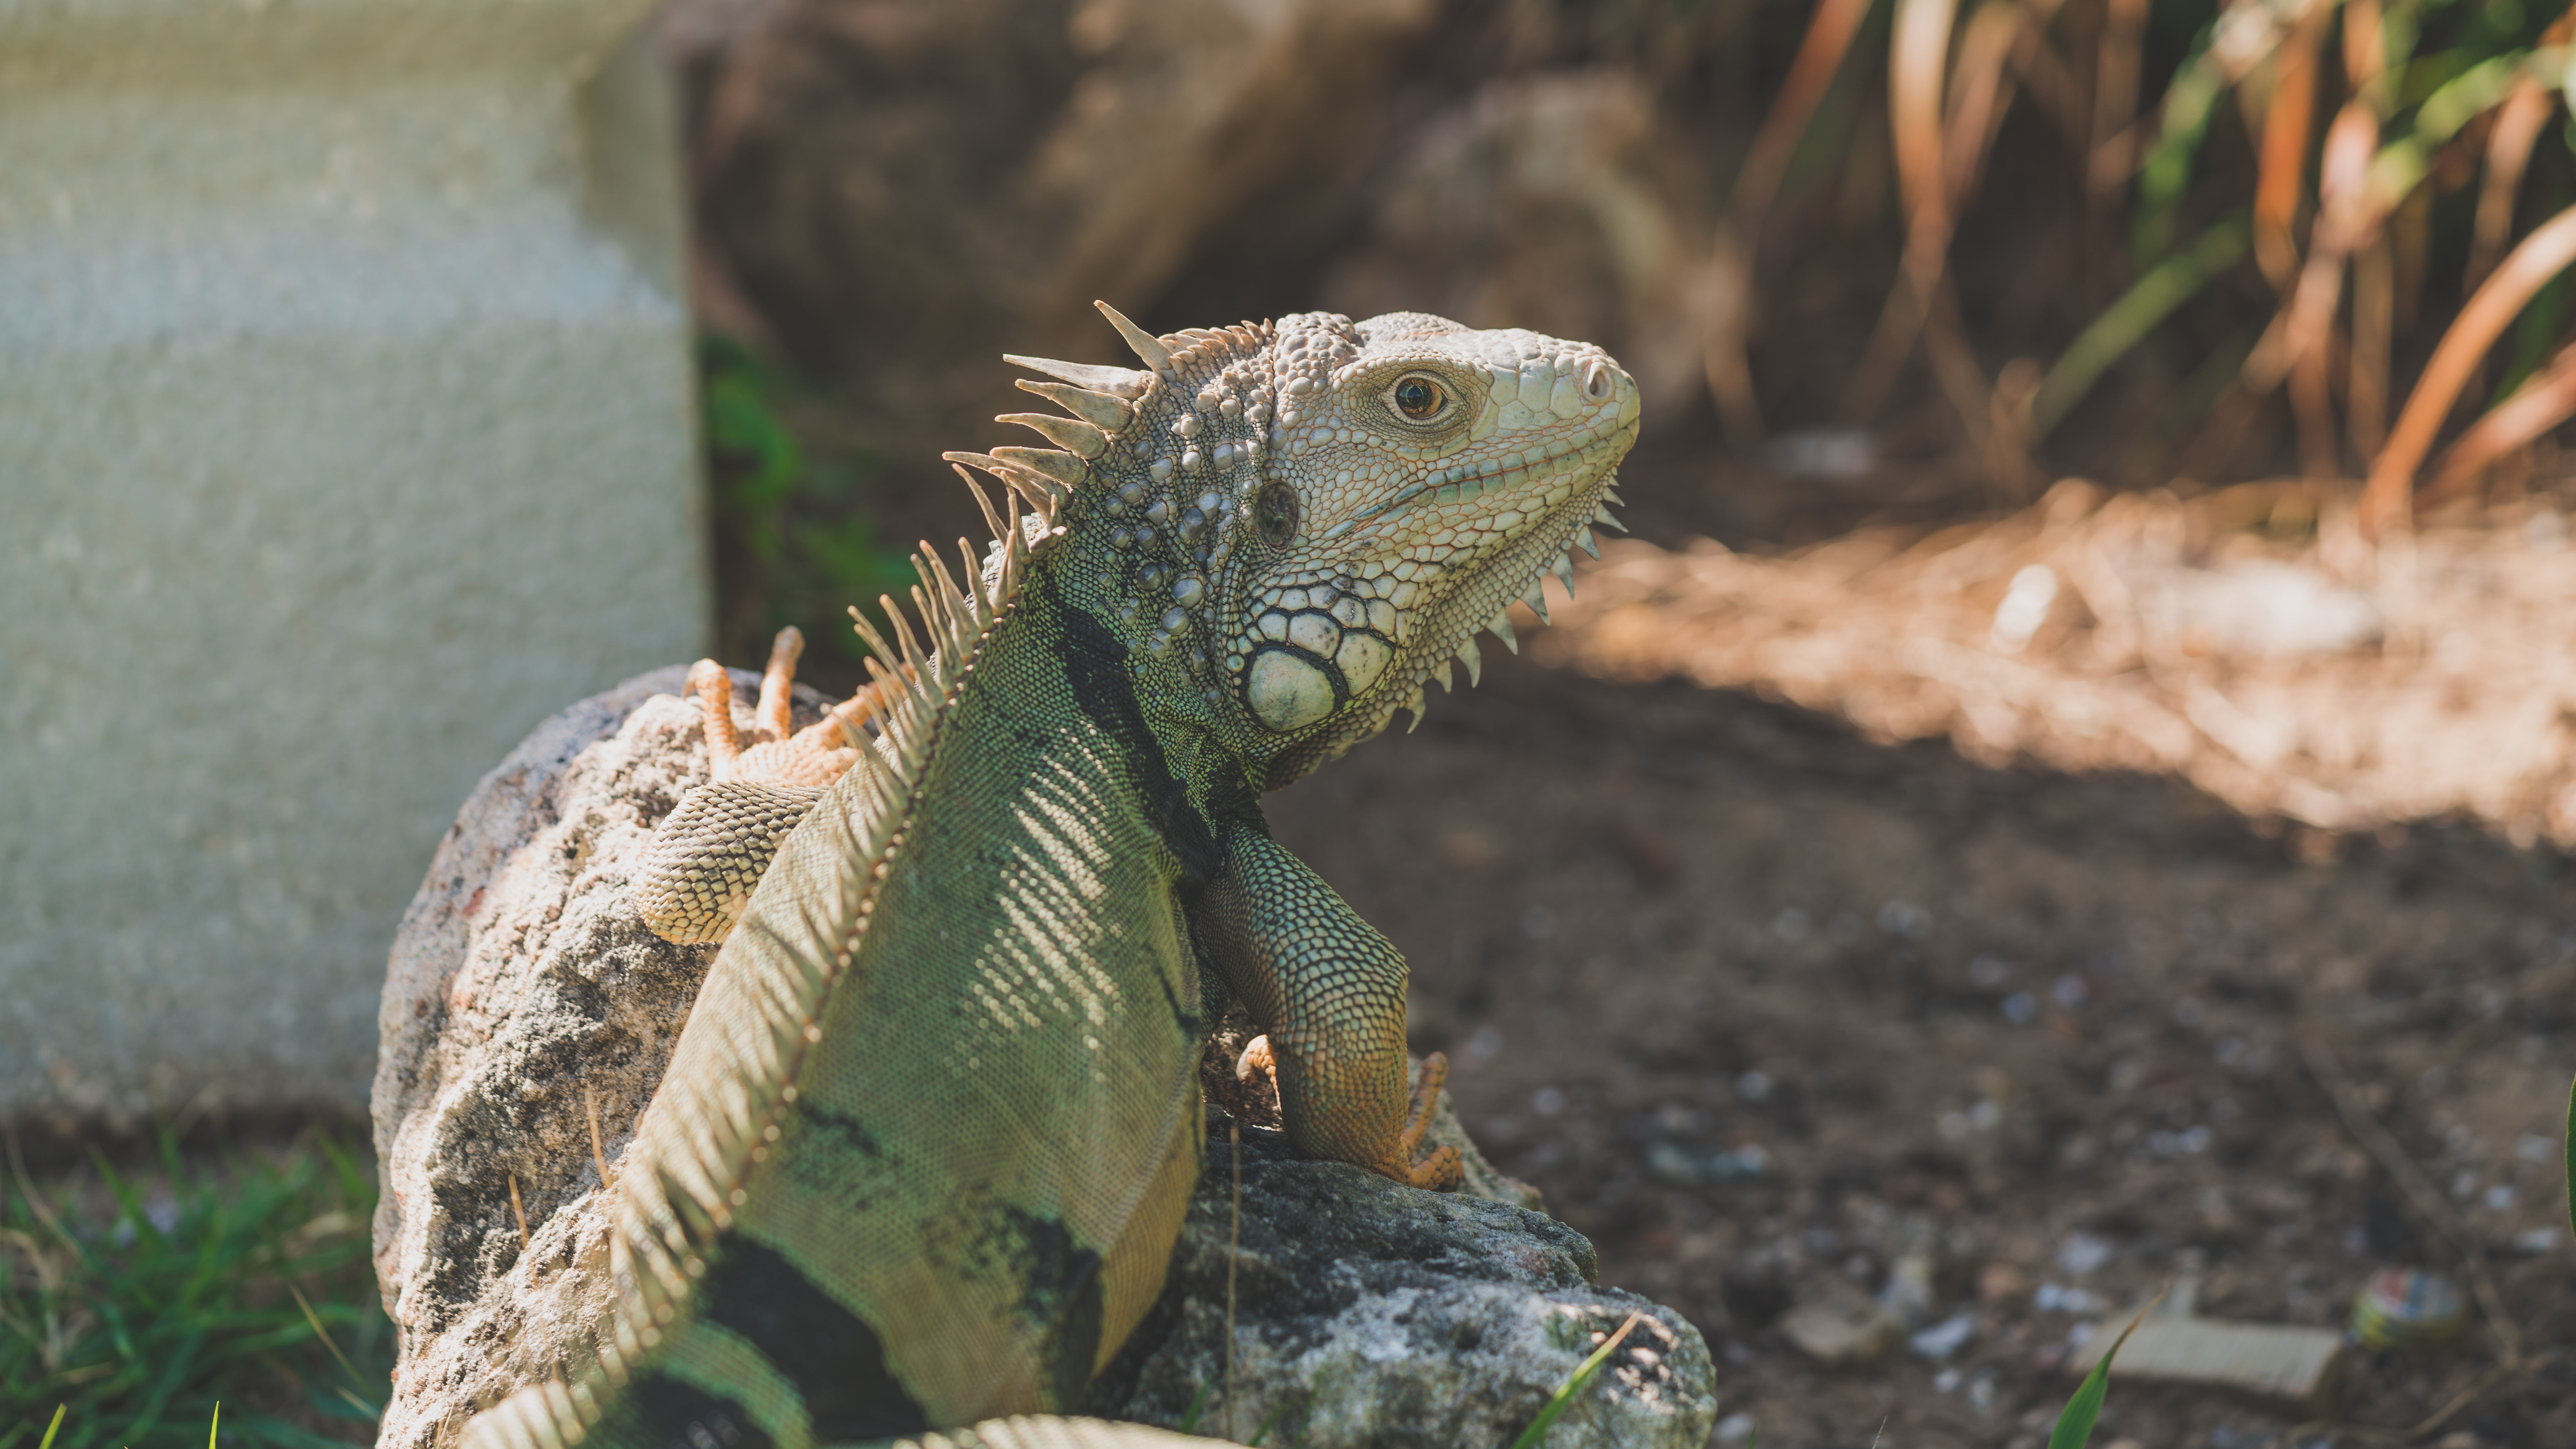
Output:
[{"xmin": 1266, "ymin": 643, "xmax": 2576, "ymax": 1449}]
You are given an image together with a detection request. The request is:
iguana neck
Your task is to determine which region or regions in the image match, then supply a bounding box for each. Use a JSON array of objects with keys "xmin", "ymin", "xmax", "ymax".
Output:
[{"xmin": 969, "ymin": 548, "xmax": 1268, "ymax": 882}]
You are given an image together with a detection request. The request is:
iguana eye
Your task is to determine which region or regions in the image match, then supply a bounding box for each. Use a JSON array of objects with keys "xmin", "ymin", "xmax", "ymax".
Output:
[
  {"xmin": 1254, "ymin": 481, "xmax": 1300, "ymax": 546},
  {"xmin": 1386, "ymin": 373, "xmax": 1453, "ymax": 423}
]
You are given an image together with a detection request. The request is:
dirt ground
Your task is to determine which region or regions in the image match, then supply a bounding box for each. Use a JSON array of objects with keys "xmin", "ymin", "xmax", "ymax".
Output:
[{"xmin": 1265, "ymin": 632, "xmax": 2576, "ymax": 1448}]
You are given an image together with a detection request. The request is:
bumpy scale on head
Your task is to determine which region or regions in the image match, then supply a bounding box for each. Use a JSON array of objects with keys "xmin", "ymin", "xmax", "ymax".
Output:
[{"xmin": 985, "ymin": 305, "xmax": 1640, "ymax": 790}]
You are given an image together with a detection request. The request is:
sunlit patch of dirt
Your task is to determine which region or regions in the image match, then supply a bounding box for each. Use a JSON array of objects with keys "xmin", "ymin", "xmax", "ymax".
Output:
[{"xmin": 1534, "ymin": 482, "xmax": 2576, "ymax": 849}]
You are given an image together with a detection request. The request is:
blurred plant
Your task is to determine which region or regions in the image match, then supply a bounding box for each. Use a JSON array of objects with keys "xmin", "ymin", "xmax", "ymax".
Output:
[
  {"xmin": 1, "ymin": 1131, "xmax": 389, "ymax": 1449},
  {"xmin": 700, "ymin": 337, "xmax": 918, "ymax": 682},
  {"xmin": 1712, "ymin": 0, "xmax": 2576, "ymax": 535}
]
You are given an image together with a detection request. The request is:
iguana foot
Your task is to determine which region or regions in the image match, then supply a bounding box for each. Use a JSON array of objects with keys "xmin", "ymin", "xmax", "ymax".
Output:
[
  {"xmin": 686, "ymin": 628, "xmax": 880, "ymax": 790},
  {"xmin": 1398, "ymin": 1051, "xmax": 1463, "ymax": 1190},
  {"xmin": 638, "ymin": 630, "xmax": 886, "ymax": 944}
]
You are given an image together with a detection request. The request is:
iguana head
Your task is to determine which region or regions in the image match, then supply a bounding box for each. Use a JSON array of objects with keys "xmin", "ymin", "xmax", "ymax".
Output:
[{"xmin": 955, "ymin": 304, "xmax": 1640, "ymax": 788}]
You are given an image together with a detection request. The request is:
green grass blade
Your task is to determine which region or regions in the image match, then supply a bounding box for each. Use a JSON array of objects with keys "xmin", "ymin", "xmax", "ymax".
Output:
[
  {"xmin": 37, "ymin": 1407, "xmax": 63, "ymax": 1449},
  {"xmin": 2563, "ymin": 1070, "xmax": 2573, "ymax": 1242},
  {"xmin": 1508, "ymin": 1310, "xmax": 1645, "ymax": 1449},
  {"xmin": 1175, "ymin": 1382, "xmax": 1210, "ymax": 1436},
  {"xmin": 2048, "ymin": 1301, "xmax": 2154, "ymax": 1449},
  {"xmin": 207, "ymin": 1402, "xmax": 219, "ymax": 1449},
  {"xmin": 282, "ymin": 1279, "xmax": 374, "ymax": 1409},
  {"xmin": 2032, "ymin": 215, "xmax": 2249, "ymax": 436}
]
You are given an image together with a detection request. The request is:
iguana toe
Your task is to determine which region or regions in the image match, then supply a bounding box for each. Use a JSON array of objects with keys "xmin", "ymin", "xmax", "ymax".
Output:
[{"xmin": 1405, "ymin": 1143, "xmax": 1464, "ymax": 1191}]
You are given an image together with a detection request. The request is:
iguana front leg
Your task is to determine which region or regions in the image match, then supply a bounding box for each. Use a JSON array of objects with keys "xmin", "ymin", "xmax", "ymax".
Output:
[{"xmin": 1199, "ymin": 829, "xmax": 1463, "ymax": 1190}]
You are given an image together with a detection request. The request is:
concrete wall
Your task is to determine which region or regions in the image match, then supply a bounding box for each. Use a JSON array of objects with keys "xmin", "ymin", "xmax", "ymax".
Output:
[{"xmin": 0, "ymin": 0, "xmax": 707, "ymax": 1123}]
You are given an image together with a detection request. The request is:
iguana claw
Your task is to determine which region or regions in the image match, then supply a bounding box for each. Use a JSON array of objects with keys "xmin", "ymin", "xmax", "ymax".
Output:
[{"xmin": 1399, "ymin": 1052, "xmax": 1464, "ymax": 1190}]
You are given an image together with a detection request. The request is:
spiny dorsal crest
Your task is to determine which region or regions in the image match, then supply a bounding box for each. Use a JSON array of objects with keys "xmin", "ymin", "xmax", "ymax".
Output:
[{"xmin": 955, "ymin": 303, "xmax": 1293, "ymax": 710}]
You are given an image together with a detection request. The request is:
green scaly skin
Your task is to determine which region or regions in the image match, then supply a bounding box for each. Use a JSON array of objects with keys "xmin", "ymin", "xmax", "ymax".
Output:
[{"xmin": 463, "ymin": 307, "xmax": 1640, "ymax": 1449}]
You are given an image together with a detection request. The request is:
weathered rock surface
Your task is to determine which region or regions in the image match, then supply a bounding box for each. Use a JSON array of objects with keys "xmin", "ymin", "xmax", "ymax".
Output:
[
  {"xmin": 1094, "ymin": 1117, "xmax": 1718, "ymax": 1447},
  {"xmin": 371, "ymin": 669, "xmax": 1719, "ymax": 1449},
  {"xmin": 371, "ymin": 667, "xmax": 758, "ymax": 1449}
]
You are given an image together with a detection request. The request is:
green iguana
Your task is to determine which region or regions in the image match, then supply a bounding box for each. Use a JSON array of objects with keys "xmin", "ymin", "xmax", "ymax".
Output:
[{"xmin": 464, "ymin": 305, "xmax": 1639, "ymax": 1449}]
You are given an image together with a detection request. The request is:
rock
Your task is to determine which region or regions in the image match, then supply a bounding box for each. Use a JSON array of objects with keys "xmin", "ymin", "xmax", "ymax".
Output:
[
  {"xmin": 371, "ymin": 668, "xmax": 772, "ymax": 1449},
  {"xmin": 371, "ymin": 668, "xmax": 1718, "ymax": 1449},
  {"xmin": 1093, "ymin": 1115, "xmax": 1718, "ymax": 1448},
  {"xmin": 1318, "ymin": 71, "xmax": 1711, "ymax": 413}
]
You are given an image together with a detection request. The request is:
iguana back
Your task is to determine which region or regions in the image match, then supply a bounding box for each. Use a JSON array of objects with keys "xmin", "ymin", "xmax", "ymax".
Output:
[{"xmin": 463, "ymin": 306, "xmax": 1639, "ymax": 1448}]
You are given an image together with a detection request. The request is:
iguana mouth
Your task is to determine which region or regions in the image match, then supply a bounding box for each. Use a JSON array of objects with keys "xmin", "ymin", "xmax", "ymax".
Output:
[{"xmin": 1329, "ymin": 416, "xmax": 1638, "ymax": 537}]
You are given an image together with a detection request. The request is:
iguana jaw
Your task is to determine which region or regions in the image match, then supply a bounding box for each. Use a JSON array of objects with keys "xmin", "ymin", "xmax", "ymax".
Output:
[{"xmin": 1333, "ymin": 420, "xmax": 1639, "ymax": 732}]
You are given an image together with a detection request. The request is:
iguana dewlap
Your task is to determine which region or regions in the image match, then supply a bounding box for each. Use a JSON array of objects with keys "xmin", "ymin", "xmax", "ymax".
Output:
[{"xmin": 464, "ymin": 307, "xmax": 1639, "ymax": 1449}]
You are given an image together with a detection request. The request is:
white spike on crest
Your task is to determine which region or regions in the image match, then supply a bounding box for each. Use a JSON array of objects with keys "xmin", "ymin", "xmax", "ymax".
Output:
[
  {"xmin": 955, "ymin": 537, "xmax": 991, "ymax": 619},
  {"xmin": 951, "ymin": 462, "xmax": 1006, "ymax": 546},
  {"xmin": 946, "ymin": 451, "xmax": 1064, "ymax": 520},
  {"xmin": 1551, "ymin": 552, "xmax": 1577, "ymax": 595},
  {"xmin": 996, "ymin": 412, "xmax": 1109, "ymax": 459},
  {"xmin": 906, "ymin": 581, "xmax": 949, "ymax": 688},
  {"xmin": 1004, "ymin": 353, "xmax": 1152, "ymax": 397},
  {"xmin": 1013, "ymin": 377, "xmax": 1133, "ymax": 431},
  {"xmin": 1455, "ymin": 635, "xmax": 1482, "ymax": 687},
  {"xmin": 1575, "ymin": 528, "xmax": 1600, "ymax": 559},
  {"xmin": 987, "ymin": 446, "xmax": 1085, "ymax": 491},
  {"xmin": 1404, "ymin": 685, "xmax": 1428, "ymax": 732},
  {"xmin": 1432, "ymin": 658, "xmax": 1454, "ymax": 693},
  {"xmin": 1521, "ymin": 578, "xmax": 1551, "ymax": 623},
  {"xmin": 922, "ymin": 560, "xmax": 970, "ymax": 657},
  {"xmin": 999, "ymin": 493, "xmax": 1025, "ymax": 599},
  {"xmin": 1487, "ymin": 610, "xmax": 1518, "ymax": 654},
  {"xmin": 1593, "ymin": 505, "xmax": 1625, "ymax": 533},
  {"xmin": 1095, "ymin": 300, "xmax": 1175, "ymax": 374}
]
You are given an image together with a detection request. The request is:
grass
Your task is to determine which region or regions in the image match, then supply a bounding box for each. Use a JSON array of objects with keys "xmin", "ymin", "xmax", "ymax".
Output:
[
  {"xmin": 1, "ymin": 1129, "xmax": 390, "ymax": 1449},
  {"xmin": 1507, "ymin": 1310, "xmax": 1647, "ymax": 1449}
]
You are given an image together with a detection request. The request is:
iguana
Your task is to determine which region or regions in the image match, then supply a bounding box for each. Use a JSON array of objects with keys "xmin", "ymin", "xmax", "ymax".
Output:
[{"xmin": 463, "ymin": 306, "xmax": 1639, "ymax": 1449}]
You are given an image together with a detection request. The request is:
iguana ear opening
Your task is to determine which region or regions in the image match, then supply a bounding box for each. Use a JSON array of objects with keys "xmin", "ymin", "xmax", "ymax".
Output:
[{"xmin": 1253, "ymin": 481, "xmax": 1299, "ymax": 547}]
